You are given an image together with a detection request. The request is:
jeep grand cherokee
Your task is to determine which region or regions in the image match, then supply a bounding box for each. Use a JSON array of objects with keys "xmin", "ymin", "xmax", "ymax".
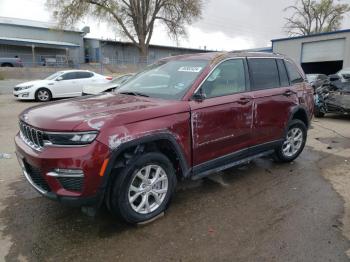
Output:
[{"xmin": 15, "ymin": 52, "xmax": 314, "ymax": 223}]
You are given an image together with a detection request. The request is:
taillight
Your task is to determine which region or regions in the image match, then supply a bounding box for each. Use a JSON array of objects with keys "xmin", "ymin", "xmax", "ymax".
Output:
[{"xmin": 106, "ymin": 76, "xmax": 113, "ymax": 80}]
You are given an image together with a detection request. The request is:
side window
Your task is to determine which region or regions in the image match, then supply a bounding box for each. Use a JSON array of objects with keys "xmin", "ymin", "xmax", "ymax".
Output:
[
  {"xmin": 277, "ymin": 59, "xmax": 290, "ymax": 86},
  {"xmin": 201, "ymin": 59, "xmax": 246, "ymax": 98},
  {"xmin": 248, "ymin": 58, "xmax": 280, "ymax": 90},
  {"xmin": 76, "ymin": 72, "xmax": 94, "ymax": 79},
  {"xmin": 285, "ymin": 61, "xmax": 304, "ymax": 84},
  {"xmin": 61, "ymin": 72, "xmax": 77, "ymax": 80}
]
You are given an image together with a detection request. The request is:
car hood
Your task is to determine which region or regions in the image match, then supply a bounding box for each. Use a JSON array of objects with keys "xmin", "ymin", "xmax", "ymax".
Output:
[
  {"xmin": 82, "ymin": 82, "xmax": 119, "ymax": 95},
  {"xmin": 16, "ymin": 80, "xmax": 53, "ymax": 87},
  {"xmin": 19, "ymin": 93, "xmax": 189, "ymax": 131}
]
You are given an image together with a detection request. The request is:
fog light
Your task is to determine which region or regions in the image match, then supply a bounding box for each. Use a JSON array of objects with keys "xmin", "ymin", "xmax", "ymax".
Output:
[
  {"xmin": 47, "ymin": 168, "xmax": 84, "ymax": 178},
  {"xmin": 21, "ymin": 93, "xmax": 29, "ymax": 97}
]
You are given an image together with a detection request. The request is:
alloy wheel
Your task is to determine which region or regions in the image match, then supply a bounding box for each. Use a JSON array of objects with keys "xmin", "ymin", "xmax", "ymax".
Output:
[
  {"xmin": 282, "ymin": 127, "xmax": 304, "ymax": 157},
  {"xmin": 128, "ymin": 164, "xmax": 169, "ymax": 215},
  {"xmin": 37, "ymin": 90, "xmax": 50, "ymax": 101}
]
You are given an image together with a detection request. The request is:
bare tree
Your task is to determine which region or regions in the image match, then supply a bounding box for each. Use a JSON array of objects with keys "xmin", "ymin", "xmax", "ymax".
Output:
[
  {"xmin": 284, "ymin": 0, "xmax": 350, "ymax": 36},
  {"xmin": 47, "ymin": 0, "xmax": 203, "ymax": 62}
]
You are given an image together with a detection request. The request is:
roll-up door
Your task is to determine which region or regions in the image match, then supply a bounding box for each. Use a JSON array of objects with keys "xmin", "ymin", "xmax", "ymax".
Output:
[{"xmin": 301, "ymin": 39, "xmax": 345, "ymax": 63}]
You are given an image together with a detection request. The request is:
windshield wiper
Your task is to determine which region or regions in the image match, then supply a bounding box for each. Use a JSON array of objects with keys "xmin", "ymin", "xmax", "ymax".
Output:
[{"xmin": 119, "ymin": 91, "xmax": 149, "ymax": 97}]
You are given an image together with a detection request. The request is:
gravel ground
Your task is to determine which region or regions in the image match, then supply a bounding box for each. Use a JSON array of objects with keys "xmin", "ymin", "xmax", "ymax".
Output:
[{"xmin": 0, "ymin": 94, "xmax": 349, "ymax": 262}]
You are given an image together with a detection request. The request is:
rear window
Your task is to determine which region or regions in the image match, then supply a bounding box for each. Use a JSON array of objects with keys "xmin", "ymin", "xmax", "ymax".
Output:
[
  {"xmin": 76, "ymin": 72, "xmax": 93, "ymax": 79},
  {"xmin": 248, "ymin": 58, "xmax": 280, "ymax": 90},
  {"xmin": 285, "ymin": 61, "xmax": 304, "ymax": 84},
  {"xmin": 61, "ymin": 72, "xmax": 77, "ymax": 80}
]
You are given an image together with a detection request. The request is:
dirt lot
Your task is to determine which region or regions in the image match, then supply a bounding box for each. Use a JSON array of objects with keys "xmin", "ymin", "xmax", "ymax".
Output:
[{"xmin": 0, "ymin": 94, "xmax": 350, "ymax": 262}]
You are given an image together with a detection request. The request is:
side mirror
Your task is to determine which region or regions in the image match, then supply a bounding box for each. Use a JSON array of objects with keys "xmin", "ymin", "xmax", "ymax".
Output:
[
  {"xmin": 329, "ymin": 74, "xmax": 340, "ymax": 82},
  {"xmin": 192, "ymin": 89, "xmax": 206, "ymax": 102},
  {"xmin": 56, "ymin": 76, "xmax": 63, "ymax": 81}
]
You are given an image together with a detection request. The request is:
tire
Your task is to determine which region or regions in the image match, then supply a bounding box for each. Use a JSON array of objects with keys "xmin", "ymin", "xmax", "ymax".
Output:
[
  {"xmin": 35, "ymin": 88, "xmax": 52, "ymax": 102},
  {"xmin": 314, "ymin": 108, "xmax": 325, "ymax": 118},
  {"xmin": 274, "ymin": 119, "xmax": 307, "ymax": 163},
  {"xmin": 1, "ymin": 63, "xmax": 13, "ymax": 67},
  {"xmin": 108, "ymin": 152, "xmax": 177, "ymax": 224}
]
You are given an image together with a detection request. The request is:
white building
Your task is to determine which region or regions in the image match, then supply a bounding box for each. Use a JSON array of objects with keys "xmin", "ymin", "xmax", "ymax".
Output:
[{"xmin": 272, "ymin": 29, "xmax": 350, "ymax": 75}]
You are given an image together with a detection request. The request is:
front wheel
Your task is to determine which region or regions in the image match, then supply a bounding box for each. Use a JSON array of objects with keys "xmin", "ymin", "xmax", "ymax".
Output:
[
  {"xmin": 108, "ymin": 152, "xmax": 177, "ymax": 224},
  {"xmin": 275, "ymin": 119, "xmax": 307, "ymax": 162},
  {"xmin": 35, "ymin": 88, "xmax": 52, "ymax": 102}
]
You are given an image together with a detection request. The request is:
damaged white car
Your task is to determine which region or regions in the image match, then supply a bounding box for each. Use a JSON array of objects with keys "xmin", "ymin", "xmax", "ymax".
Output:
[{"xmin": 13, "ymin": 70, "xmax": 111, "ymax": 102}]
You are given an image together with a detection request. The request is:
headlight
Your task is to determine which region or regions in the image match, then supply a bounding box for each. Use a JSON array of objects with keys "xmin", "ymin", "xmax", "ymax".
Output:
[
  {"xmin": 17, "ymin": 85, "xmax": 34, "ymax": 90},
  {"xmin": 43, "ymin": 131, "xmax": 98, "ymax": 146}
]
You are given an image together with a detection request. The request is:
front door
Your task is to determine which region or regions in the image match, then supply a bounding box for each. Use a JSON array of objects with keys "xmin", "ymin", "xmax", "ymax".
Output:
[{"xmin": 190, "ymin": 59, "xmax": 253, "ymax": 166}]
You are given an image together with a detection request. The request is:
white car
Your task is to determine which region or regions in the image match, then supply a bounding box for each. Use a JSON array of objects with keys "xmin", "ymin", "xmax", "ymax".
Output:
[
  {"xmin": 13, "ymin": 70, "xmax": 111, "ymax": 102},
  {"xmin": 82, "ymin": 74, "xmax": 134, "ymax": 95}
]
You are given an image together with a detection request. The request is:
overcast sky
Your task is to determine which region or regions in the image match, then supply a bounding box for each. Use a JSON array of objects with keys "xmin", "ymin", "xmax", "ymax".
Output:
[{"xmin": 1, "ymin": 0, "xmax": 350, "ymax": 50}]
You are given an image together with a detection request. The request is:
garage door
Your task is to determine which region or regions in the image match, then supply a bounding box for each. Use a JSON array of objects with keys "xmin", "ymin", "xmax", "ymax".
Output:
[{"xmin": 301, "ymin": 39, "xmax": 345, "ymax": 63}]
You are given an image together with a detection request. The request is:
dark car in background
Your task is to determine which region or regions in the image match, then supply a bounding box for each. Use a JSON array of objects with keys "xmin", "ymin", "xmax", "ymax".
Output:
[
  {"xmin": 306, "ymin": 74, "xmax": 329, "ymax": 91},
  {"xmin": 314, "ymin": 73, "xmax": 350, "ymax": 117}
]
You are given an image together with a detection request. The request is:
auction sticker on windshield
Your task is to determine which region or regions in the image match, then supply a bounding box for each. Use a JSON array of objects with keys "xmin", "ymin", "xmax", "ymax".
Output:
[{"xmin": 178, "ymin": 67, "xmax": 202, "ymax": 73}]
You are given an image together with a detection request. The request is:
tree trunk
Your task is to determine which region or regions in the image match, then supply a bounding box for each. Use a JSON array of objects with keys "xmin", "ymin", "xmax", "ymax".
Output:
[{"xmin": 138, "ymin": 44, "xmax": 148, "ymax": 65}]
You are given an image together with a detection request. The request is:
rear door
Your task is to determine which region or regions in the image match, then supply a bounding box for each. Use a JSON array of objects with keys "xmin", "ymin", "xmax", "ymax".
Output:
[
  {"xmin": 248, "ymin": 58, "xmax": 299, "ymax": 145},
  {"xmin": 190, "ymin": 59, "xmax": 253, "ymax": 166},
  {"xmin": 75, "ymin": 72, "xmax": 95, "ymax": 95}
]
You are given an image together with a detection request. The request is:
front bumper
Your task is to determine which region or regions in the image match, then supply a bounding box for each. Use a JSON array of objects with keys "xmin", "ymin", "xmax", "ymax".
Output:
[
  {"xmin": 13, "ymin": 89, "xmax": 35, "ymax": 100},
  {"xmin": 15, "ymin": 133, "xmax": 110, "ymax": 206}
]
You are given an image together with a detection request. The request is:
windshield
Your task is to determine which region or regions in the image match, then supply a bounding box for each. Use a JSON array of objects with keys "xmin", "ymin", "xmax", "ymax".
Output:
[
  {"xmin": 117, "ymin": 60, "xmax": 208, "ymax": 100},
  {"xmin": 45, "ymin": 71, "xmax": 63, "ymax": 80},
  {"xmin": 306, "ymin": 74, "xmax": 317, "ymax": 82}
]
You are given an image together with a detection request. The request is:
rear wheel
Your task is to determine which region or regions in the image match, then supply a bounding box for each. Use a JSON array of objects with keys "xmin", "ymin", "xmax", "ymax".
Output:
[
  {"xmin": 35, "ymin": 88, "xmax": 52, "ymax": 102},
  {"xmin": 275, "ymin": 119, "xmax": 307, "ymax": 162},
  {"xmin": 108, "ymin": 152, "xmax": 177, "ymax": 224}
]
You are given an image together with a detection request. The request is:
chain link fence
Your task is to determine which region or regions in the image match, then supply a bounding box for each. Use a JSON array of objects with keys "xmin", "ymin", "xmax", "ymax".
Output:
[{"xmin": 0, "ymin": 51, "xmax": 78, "ymax": 68}]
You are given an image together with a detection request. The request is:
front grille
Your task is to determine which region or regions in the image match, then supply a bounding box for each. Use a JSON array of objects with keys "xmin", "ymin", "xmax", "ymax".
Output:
[
  {"xmin": 57, "ymin": 177, "xmax": 84, "ymax": 192},
  {"xmin": 24, "ymin": 162, "xmax": 51, "ymax": 192},
  {"xmin": 19, "ymin": 121, "xmax": 44, "ymax": 150}
]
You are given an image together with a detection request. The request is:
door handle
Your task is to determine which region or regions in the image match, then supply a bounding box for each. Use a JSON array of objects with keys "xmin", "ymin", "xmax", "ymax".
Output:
[
  {"xmin": 283, "ymin": 90, "xmax": 294, "ymax": 97},
  {"xmin": 237, "ymin": 96, "xmax": 252, "ymax": 105}
]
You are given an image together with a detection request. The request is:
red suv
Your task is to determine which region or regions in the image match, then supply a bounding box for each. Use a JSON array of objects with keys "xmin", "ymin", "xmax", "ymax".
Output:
[{"xmin": 15, "ymin": 52, "xmax": 314, "ymax": 223}]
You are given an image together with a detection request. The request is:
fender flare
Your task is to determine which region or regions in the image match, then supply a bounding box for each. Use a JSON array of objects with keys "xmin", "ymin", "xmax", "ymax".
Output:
[
  {"xmin": 285, "ymin": 106, "xmax": 310, "ymax": 136},
  {"xmin": 99, "ymin": 132, "xmax": 190, "ymax": 191}
]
